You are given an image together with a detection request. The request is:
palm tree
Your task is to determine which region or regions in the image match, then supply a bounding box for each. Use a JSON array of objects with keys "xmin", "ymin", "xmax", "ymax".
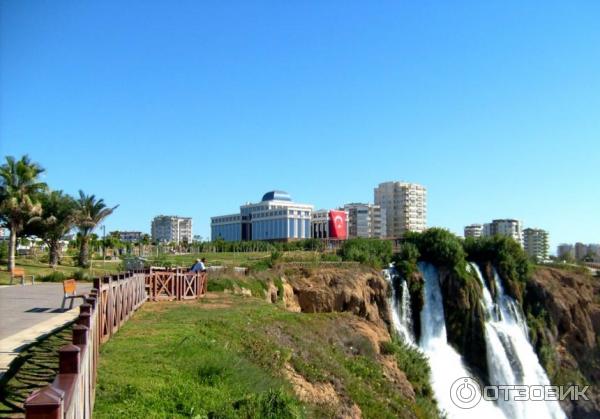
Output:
[
  {"xmin": 74, "ymin": 190, "xmax": 118, "ymax": 268},
  {"xmin": 27, "ymin": 191, "xmax": 77, "ymax": 268},
  {"xmin": 0, "ymin": 156, "xmax": 47, "ymax": 271}
]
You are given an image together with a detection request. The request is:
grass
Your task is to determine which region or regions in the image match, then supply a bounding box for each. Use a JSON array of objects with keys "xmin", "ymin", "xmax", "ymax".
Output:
[
  {"xmin": 94, "ymin": 293, "xmax": 435, "ymax": 418},
  {"xmin": 0, "ymin": 324, "xmax": 74, "ymax": 417},
  {"xmin": 0, "ymin": 257, "xmax": 122, "ymax": 285}
]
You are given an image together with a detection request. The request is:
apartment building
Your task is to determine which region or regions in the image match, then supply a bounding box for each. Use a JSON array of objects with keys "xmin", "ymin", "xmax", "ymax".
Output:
[
  {"xmin": 523, "ymin": 228, "xmax": 549, "ymax": 262},
  {"xmin": 464, "ymin": 224, "xmax": 483, "ymax": 238},
  {"xmin": 343, "ymin": 203, "xmax": 386, "ymax": 238},
  {"xmin": 483, "ymin": 219, "xmax": 523, "ymax": 246},
  {"xmin": 117, "ymin": 231, "xmax": 143, "ymax": 243},
  {"xmin": 374, "ymin": 181, "xmax": 427, "ymax": 237},
  {"xmin": 151, "ymin": 216, "xmax": 193, "ymax": 243},
  {"xmin": 557, "ymin": 244, "xmax": 575, "ymax": 260}
]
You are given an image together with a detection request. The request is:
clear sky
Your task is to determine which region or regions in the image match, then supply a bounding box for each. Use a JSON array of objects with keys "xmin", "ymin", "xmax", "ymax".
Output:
[{"xmin": 1, "ymin": 1, "xmax": 599, "ymax": 251}]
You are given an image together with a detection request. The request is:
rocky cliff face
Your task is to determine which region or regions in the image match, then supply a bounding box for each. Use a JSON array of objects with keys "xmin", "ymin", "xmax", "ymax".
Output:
[
  {"xmin": 280, "ymin": 266, "xmax": 393, "ymax": 332},
  {"xmin": 526, "ymin": 267, "xmax": 600, "ymax": 418}
]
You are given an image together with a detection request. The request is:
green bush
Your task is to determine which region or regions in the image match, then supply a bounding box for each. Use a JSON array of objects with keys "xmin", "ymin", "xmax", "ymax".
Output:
[
  {"xmin": 233, "ymin": 388, "xmax": 303, "ymax": 419},
  {"xmin": 338, "ymin": 238, "xmax": 392, "ymax": 269},
  {"xmin": 39, "ymin": 271, "xmax": 68, "ymax": 282},
  {"xmin": 404, "ymin": 228, "xmax": 467, "ymax": 272},
  {"xmin": 320, "ymin": 253, "xmax": 342, "ymax": 262}
]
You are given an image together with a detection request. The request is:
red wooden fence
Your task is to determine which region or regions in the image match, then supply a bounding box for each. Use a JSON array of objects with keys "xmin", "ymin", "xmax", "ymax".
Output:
[
  {"xmin": 145, "ymin": 268, "xmax": 207, "ymax": 301},
  {"xmin": 24, "ymin": 271, "xmax": 147, "ymax": 418}
]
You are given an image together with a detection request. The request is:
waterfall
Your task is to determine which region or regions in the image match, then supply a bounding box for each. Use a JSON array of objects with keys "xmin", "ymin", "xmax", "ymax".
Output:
[
  {"xmin": 383, "ymin": 267, "xmax": 415, "ymax": 345},
  {"xmin": 417, "ymin": 262, "xmax": 505, "ymax": 419},
  {"xmin": 470, "ymin": 263, "xmax": 566, "ymax": 419}
]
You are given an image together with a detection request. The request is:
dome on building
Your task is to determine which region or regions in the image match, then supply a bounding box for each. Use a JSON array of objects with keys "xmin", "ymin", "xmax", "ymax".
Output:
[{"xmin": 261, "ymin": 190, "xmax": 291, "ymax": 202}]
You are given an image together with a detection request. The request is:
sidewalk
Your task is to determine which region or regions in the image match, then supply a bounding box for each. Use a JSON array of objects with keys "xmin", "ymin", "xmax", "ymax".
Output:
[{"xmin": 0, "ymin": 282, "xmax": 92, "ymax": 379}]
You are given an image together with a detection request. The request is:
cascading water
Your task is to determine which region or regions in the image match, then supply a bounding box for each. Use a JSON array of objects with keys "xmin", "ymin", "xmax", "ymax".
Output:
[
  {"xmin": 470, "ymin": 263, "xmax": 566, "ymax": 419},
  {"xmin": 417, "ymin": 262, "xmax": 505, "ymax": 418},
  {"xmin": 383, "ymin": 267, "xmax": 415, "ymax": 345}
]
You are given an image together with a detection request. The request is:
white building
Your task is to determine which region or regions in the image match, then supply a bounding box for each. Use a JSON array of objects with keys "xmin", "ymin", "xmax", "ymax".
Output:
[
  {"xmin": 343, "ymin": 203, "xmax": 386, "ymax": 238},
  {"xmin": 464, "ymin": 224, "xmax": 483, "ymax": 238},
  {"xmin": 523, "ymin": 228, "xmax": 549, "ymax": 262},
  {"xmin": 151, "ymin": 216, "xmax": 192, "ymax": 243},
  {"xmin": 211, "ymin": 191, "xmax": 314, "ymax": 241},
  {"xmin": 374, "ymin": 181, "xmax": 427, "ymax": 237},
  {"xmin": 482, "ymin": 219, "xmax": 523, "ymax": 246},
  {"xmin": 116, "ymin": 231, "xmax": 143, "ymax": 243}
]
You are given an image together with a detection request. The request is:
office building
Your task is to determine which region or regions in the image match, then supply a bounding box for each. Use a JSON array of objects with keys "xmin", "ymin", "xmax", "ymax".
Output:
[
  {"xmin": 523, "ymin": 228, "xmax": 550, "ymax": 262},
  {"xmin": 464, "ymin": 224, "xmax": 483, "ymax": 238},
  {"xmin": 311, "ymin": 210, "xmax": 348, "ymax": 240},
  {"xmin": 151, "ymin": 216, "xmax": 192, "ymax": 243},
  {"xmin": 374, "ymin": 181, "xmax": 427, "ymax": 237},
  {"xmin": 211, "ymin": 190, "xmax": 313, "ymax": 241},
  {"xmin": 343, "ymin": 203, "xmax": 386, "ymax": 238}
]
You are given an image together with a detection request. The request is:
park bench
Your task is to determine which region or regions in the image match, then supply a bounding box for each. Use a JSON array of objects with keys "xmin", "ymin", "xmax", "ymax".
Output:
[
  {"xmin": 10, "ymin": 267, "xmax": 35, "ymax": 285},
  {"xmin": 61, "ymin": 279, "xmax": 87, "ymax": 309}
]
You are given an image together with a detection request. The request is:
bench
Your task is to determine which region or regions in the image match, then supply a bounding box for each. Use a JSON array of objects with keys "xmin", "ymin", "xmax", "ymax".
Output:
[
  {"xmin": 61, "ymin": 279, "xmax": 87, "ymax": 309},
  {"xmin": 10, "ymin": 267, "xmax": 35, "ymax": 285}
]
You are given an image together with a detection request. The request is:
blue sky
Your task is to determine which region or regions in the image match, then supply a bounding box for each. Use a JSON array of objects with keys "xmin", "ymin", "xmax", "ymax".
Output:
[{"xmin": 1, "ymin": 1, "xmax": 599, "ymax": 250}]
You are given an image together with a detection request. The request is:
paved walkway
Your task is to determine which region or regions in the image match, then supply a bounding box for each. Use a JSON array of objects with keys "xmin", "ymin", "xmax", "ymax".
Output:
[{"xmin": 0, "ymin": 282, "xmax": 92, "ymax": 378}]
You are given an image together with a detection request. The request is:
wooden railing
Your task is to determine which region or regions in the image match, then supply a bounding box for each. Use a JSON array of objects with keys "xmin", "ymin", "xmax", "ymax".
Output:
[
  {"xmin": 24, "ymin": 272, "xmax": 147, "ymax": 418},
  {"xmin": 146, "ymin": 268, "xmax": 207, "ymax": 301}
]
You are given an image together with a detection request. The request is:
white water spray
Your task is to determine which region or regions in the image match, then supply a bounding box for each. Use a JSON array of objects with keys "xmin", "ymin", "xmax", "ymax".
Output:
[
  {"xmin": 470, "ymin": 263, "xmax": 566, "ymax": 419},
  {"xmin": 383, "ymin": 267, "xmax": 415, "ymax": 345},
  {"xmin": 418, "ymin": 262, "xmax": 505, "ymax": 419}
]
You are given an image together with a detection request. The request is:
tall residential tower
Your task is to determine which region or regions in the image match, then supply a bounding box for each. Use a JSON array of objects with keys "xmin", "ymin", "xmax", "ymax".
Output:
[{"xmin": 374, "ymin": 181, "xmax": 427, "ymax": 237}]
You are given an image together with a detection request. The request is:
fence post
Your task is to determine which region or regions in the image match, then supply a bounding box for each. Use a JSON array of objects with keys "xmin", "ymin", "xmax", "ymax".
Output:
[
  {"xmin": 24, "ymin": 386, "xmax": 64, "ymax": 419},
  {"xmin": 72, "ymin": 324, "xmax": 88, "ymax": 346},
  {"xmin": 78, "ymin": 312, "xmax": 92, "ymax": 329},
  {"xmin": 59, "ymin": 344, "xmax": 80, "ymax": 374}
]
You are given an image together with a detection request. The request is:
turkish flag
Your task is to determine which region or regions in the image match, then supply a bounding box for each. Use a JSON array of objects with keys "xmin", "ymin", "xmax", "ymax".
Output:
[{"xmin": 329, "ymin": 210, "xmax": 347, "ymax": 239}]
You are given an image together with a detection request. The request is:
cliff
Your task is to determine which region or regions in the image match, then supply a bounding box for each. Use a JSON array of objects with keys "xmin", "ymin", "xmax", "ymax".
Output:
[{"xmin": 526, "ymin": 266, "xmax": 600, "ymax": 418}]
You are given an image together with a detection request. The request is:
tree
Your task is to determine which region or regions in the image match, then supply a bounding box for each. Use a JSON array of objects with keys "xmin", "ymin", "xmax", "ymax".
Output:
[
  {"xmin": 25, "ymin": 190, "xmax": 77, "ymax": 268},
  {"xmin": 0, "ymin": 156, "xmax": 47, "ymax": 271},
  {"xmin": 74, "ymin": 190, "xmax": 118, "ymax": 268}
]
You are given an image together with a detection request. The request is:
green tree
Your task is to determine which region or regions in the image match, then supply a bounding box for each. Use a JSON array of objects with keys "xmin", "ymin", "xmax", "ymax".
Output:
[
  {"xmin": 74, "ymin": 190, "xmax": 118, "ymax": 267},
  {"xmin": 0, "ymin": 156, "xmax": 47, "ymax": 271},
  {"xmin": 26, "ymin": 190, "xmax": 77, "ymax": 268}
]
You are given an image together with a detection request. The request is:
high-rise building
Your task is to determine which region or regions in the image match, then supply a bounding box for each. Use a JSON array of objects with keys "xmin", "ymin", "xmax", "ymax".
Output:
[
  {"xmin": 464, "ymin": 224, "xmax": 483, "ymax": 238},
  {"xmin": 557, "ymin": 244, "xmax": 574, "ymax": 260},
  {"xmin": 482, "ymin": 219, "xmax": 523, "ymax": 246},
  {"xmin": 374, "ymin": 181, "xmax": 427, "ymax": 237},
  {"xmin": 211, "ymin": 190, "xmax": 313, "ymax": 241},
  {"xmin": 311, "ymin": 210, "xmax": 348, "ymax": 240},
  {"xmin": 575, "ymin": 242, "xmax": 589, "ymax": 260},
  {"xmin": 343, "ymin": 203, "xmax": 386, "ymax": 238},
  {"xmin": 151, "ymin": 216, "xmax": 192, "ymax": 243},
  {"xmin": 523, "ymin": 228, "xmax": 549, "ymax": 262}
]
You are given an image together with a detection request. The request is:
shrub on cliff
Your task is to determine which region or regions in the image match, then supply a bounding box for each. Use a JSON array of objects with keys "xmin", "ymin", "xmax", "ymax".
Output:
[
  {"xmin": 339, "ymin": 238, "xmax": 392, "ymax": 269},
  {"xmin": 464, "ymin": 235, "xmax": 531, "ymax": 300},
  {"xmin": 403, "ymin": 228, "xmax": 468, "ymax": 276}
]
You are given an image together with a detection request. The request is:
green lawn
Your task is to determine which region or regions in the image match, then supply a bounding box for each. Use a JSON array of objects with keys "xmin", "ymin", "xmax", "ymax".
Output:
[
  {"xmin": 0, "ymin": 257, "xmax": 122, "ymax": 285},
  {"xmin": 94, "ymin": 292, "xmax": 437, "ymax": 418}
]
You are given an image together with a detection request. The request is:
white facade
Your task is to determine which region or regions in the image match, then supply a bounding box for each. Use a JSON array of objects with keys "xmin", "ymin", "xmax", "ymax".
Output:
[
  {"xmin": 211, "ymin": 191, "xmax": 314, "ymax": 241},
  {"xmin": 151, "ymin": 216, "xmax": 192, "ymax": 243},
  {"xmin": 523, "ymin": 228, "xmax": 549, "ymax": 262},
  {"xmin": 374, "ymin": 181, "xmax": 427, "ymax": 237},
  {"xmin": 117, "ymin": 231, "xmax": 143, "ymax": 243},
  {"xmin": 343, "ymin": 203, "xmax": 386, "ymax": 238},
  {"xmin": 464, "ymin": 224, "xmax": 483, "ymax": 238},
  {"xmin": 482, "ymin": 219, "xmax": 523, "ymax": 246}
]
